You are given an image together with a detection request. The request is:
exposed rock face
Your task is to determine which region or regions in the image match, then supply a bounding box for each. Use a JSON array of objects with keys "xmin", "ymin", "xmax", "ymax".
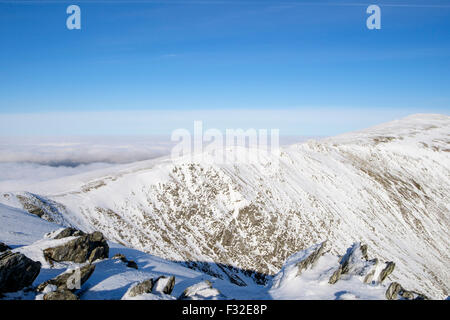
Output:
[
  {"xmin": 2, "ymin": 115, "xmax": 449, "ymax": 298},
  {"xmin": 295, "ymin": 241, "xmax": 327, "ymax": 276},
  {"xmin": 14, "ymin": 192, "xmax": 67, "ymax": 224},
  {"xmin": 37, "ymin": 264, "xmax": 96, "ymax": 292},
  {"xmin": 52, "ymin": 228, "xmax": 85, "ymax": 240},
  {"xmin": 153, "ymin": 276, "xmax": 175, "ymax": 295},
  {"xmin": 385, "ymin": 282, "xmax": 429, "ymax": 300},
  {"xmin": 0, "ymin": 251, "xmax": 41, "ymax": 293},
  {"xmin": 178, "ymin": 280, "xmax": 225, "ymax": 300},
  {"xmin": 127, "ymin": 279, "xmax": 154, "ymax": 298},
  {"xmin": 329, "ymin": 242, "xmax": 393, "ymax": 285},
  {"xmin": 0, "ymin": 242, "xmax": 11, "ymax": 253},
  {"xmin": 43, "ymin": 290, "xmax": 79, "ymax": 300},
  {"xmin": 43, "ymin": 231, "xmax": 109, "ymax": 264},
  {"xmin": 378, "ymin": 261, "xmax": 395, "ymax": 283}
]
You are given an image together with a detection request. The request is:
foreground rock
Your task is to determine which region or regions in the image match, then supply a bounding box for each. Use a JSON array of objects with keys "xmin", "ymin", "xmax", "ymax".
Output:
[
  {"xmin": 178, "ymin": 280, "xmax": 226, "ymax": 300},
  {"xmin": 125, "ymin": 275, "xmax": 175, "ymax": 298},
  {"xmin": 43, "ymin": 231, "xmax": 109, "ymax": 264},
  {"xmin": 329, "ymin": 242, "xmax": 395, "ymax": 285},
  {"xmin": 37, "ymin": 264, "xmax": 96, "ymax": 292},
  {"xmin": 0, "ymin": 242, "xmax": 11, "ymax": 253},
  {"xmin": 153, "ymin": 276, "xmax": 175, "ymax": 295},
  {"xmin": 385, "ymin": 282, "xmax": 429, "ymax": 300},
  {"xmin": 295, "ymin": 241, "xmax": 327, "ymax": 276},
  {"xmin": 43, "ymin": 289, "xmax": 79, "ymax": 300},
  {"xmin": 126, "ymin": 279, "xmax": 154, "ymax": 298},
  {"xmin": 0, "ymin": 251, "xmax": 41, "ymax": 293}
]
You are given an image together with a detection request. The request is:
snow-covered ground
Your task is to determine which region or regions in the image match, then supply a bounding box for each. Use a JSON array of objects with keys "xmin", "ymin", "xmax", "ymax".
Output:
[
  {"xmin": 1, "ymin": 114, "xmax": 449, "ymax": 299},
  {"xmin": 1, "ymin": 205, "xmax": 394, "ymax": 300}
]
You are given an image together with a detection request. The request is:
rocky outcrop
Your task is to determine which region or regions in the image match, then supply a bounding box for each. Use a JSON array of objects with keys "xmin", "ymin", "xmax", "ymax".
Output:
[
  {"xmin": 0, "ymin": 251, "xmax": 41, "ymax": 293},
  {"xmin": 43, "ymin": 231, "xmax": 109, "ymax": 264},
  {"xmin": 329, "ymin": 242, "xmax": 394, "ymax": 285},
  {"xmin": 153, "ymin": 276, "xmax": 175, "ymax": 295},
  {"xmin": 295, "ymin": 241, "xmax": 327, "ymax": 276},
  {"xmin": 52, "ymin": 228, "xmax": 85, "ymax": 240},
  {"xmin": 36, "ymin": 264, "xmax": 96, "ymax": 292},
  {"xmin": 43, "ymin": 289, "xmax": 79, "ymax": 300},
  {"xmin": 124, "ymin": 275, "xmax": 175, "ymax": 298},
  {"xmin": 178, "ymin": 280, "xmax": 226, "ymax": 300},
  {"xmin": 126, "ymin": 279, "xmax": 154, "ymax": 298},
  {"xmin": 112, "ymin": 253, "xmax": 138, "ymax": 269},
  {"xmin": 378, "ymin": 261, "xmax": 395, "ymax": 283},
  {"xmin": 385, "ymin": 282, "xmax": 429, "ymax": 300},
  {"xmin": 0, "ymin": 242, "xmax": 11, "ymax": 253}
]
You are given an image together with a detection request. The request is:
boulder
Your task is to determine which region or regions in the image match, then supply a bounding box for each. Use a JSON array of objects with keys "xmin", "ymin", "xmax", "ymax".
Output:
[
  {"xmin": 112, "ymin": 253, "xmax": 138, "ymax": 269},
  {"xmin": 52, "ymin": 228, "xmax": 85, "ymax": 240},
  {"xmin": 37, "ymin": 263, "xmax": 96, "ymax": 292},
  {"xmin": 385, "ymin": 282, "xmax": 429, "ymax": 300},
  {"xmin": 126, "ymin": 260, "xmax": 138, "ymax": 269},
  {"xmin": 378, "ymin": 261, "xmax": 395, "ymax": 283},
  {"xmin": 178, "ymin": 280, "xmax": 225, "ymax": 300},
  {"xmin": 112, "ymin": 253, "xmax": 127, "ymax": 261},
  {"xmin": 43, "ymin": 289, "xmax": 79, "ymax": 300},
  {"xmin": 43, "ymin": 231, "xmax": 109, "ymax": 264},
  {"xmin": 0, "ymin": 242, "xmax": 11, "ymax": 253},
  {"xmin": 153, "ymin": 276, "xmax": 175, "ymax": 295},
  {"xmin": 295, "ymin": 241, "xmax": 327, "ymax": 276},
  {"xmin": 329, "ymin": 242, "xmax": 378, "ymax": 284},
  {"xmin": 0, "ymin": 251, "xmax": 41, "ymax": 293},
  {"xmin": 126, "ymin": 279, "xmax": 154, "ymax": 298}
]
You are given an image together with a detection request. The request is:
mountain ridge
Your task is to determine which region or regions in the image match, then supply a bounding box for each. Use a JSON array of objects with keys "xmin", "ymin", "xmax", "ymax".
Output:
[{"xmin": 1, "ymin": 114, "xmax": 449, "ymax": 298}]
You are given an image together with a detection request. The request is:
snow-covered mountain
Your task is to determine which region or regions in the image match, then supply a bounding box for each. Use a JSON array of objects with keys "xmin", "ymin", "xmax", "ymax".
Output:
[
  {"xmin": 1, "ymin": 114, "xmax": 449, "ymax": 299},
  {"xmin": 0, "ymin": 205, "xmax": 424, "ymax": 300}
]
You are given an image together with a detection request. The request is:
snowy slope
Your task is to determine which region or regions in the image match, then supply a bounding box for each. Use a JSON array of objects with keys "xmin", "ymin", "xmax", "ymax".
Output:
[
  {"xmin": 0, "ymin": 203, "xmax": 60, "ymax": 247},
  {"xmin": 1, "ymin": 114, "xmax": 449, "ymax": 299},
  {"xmin": 0, "ymin": 206, "xmax": 395, "ymax": 300}
]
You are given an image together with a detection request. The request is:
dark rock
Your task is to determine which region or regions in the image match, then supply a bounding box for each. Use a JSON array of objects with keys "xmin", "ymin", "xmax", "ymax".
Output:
[
  {"xmin": 360, "ymin": 244, "xmax": 369, "ymax": 260},
  {"xmin": 127, "ymin": 279, "xmax": 154, "ymax": 297},
  {"xmin": 37, "ymin": 264, "xmax": 96, "ymax": 292},
  {"xmin": 43, "ymin": 231, "xmax": 109, "ymax": 264},
  {"xmin": 385, "ymin": 282, "xmax": 429, "ymax": 300},
  {"xmin": 52, "ymin": 228, "xmax": 85, "ymax": 240},
  {"xmin": 378, "ymin": 261, "xmax": 395, "ymax": 283},
  {"xmin": 153, "ymin": 276, "xmax": 175, "ymax": 295},
  {"xmin": 0, "ymin": 242, "xmax": 11, "ymax": 253},
  {"xmin": 328, "ymin": 267, "xmax": 342, "ymax": 285},
  {"xmin": 43, "ymin": 289, "xmax": 78, "ymax": 300},
  {"xmin": 126, "ymin": 260, "xmax": 138, "ymax": 269},
  {"xmin": 112, "ymin": 253, "xmax": 127, "ymax": 261},
  {"xmin": 178, "ymin": 280, "xmax": 226, "ymax": 300},
  {"xmin": 329, "ymin": 242, "xmax": 377, "ymax": 284},
  {"xmin": 88, "ymin": 246, "xmax": 108, "ymax": 263},
  {"xmin": 112, "ymin": 253, "xmax": 138, "ymax": 269},
  {"xmin": 0, "ymin": 251, "xmax": 41, "ymax": 293},
  {"xmin": 295, "ymin": 241, "xmax": 327, "ymax": 276},
  {"xmin": 385, "ymin": 282, "xmax": 403, "ymax": 300}
]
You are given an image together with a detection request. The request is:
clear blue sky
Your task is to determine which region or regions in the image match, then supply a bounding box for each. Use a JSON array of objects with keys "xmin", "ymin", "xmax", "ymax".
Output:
[{"xmin": 0, "ymin": 0, "xmax": 449, "ymax": 136}]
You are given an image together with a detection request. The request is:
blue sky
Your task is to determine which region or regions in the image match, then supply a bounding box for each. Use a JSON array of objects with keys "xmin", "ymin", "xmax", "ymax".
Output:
[{"xmin": 0, "ymin": 0, "xmax": 449, "ymax": 136}]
